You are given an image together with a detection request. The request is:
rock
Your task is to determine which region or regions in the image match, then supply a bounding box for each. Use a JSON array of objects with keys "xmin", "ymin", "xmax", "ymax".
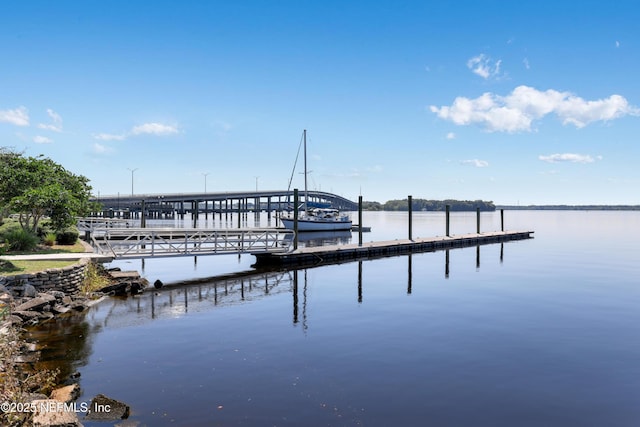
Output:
[
  {"xmin": 25, "ymin": 392, "xmax": 49, "ymax": 401},
  {"xmin": 12, "ymin": 310, "xmax": 40, "ymax": 321},
  {"xmin": 23, "ymin": 283, "xmax": 37, "ymax": 297},
  {"xmin": 52, "ymin": 304, "xmax": 71, "ymax": 314},
  {"xmin": 130, "ymin": 282, "xmax": 143, "ymax": 295},
  {"xmin": 23, "ymin": 341, "xmax": 38, "ymax": 352},
  {"xmin": 47, "ymin": 290, "xmax": 66, "ymax": 300},
  {"xmin": 12, "ymin": 352, "xmax": 40, "ymax": 363},
  {"xmin": 50, "ymin": 384, "xmax": 81, "ymax": 403},
  {"xmin": 14, "ymin": 297, "xmax": 52, "ymax": 312},
  {"xmin": 5, "ymin": 314, "xmax": 24, "ymax": 325},
  {"xmin": 69, "ymin": 301, "xmax": 88, "ymax": 312},
  {"xmin": 31, "ymin": 399, "xmax": 83, "ymax": 427},
  {"xmin": 85, "ymin": 394, "xmax": 130, "ymax": 421},
  {"xmin": 37, "ymin": 311, "xmax": 55, "ymax": 321},
  {"xmin": 98, "ymin": 282, "xmax": 131, "ymax": 296},
  {"xmin": 36, "ymin": 292, "xmax": 58, "ymax": 304},
  {"xmin": 107, "ymin": 270, "xmax": 140, "ymax": 281}
]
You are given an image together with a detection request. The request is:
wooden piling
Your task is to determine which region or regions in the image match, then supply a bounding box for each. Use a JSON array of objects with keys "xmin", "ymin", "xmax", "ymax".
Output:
[
  {"xmin": 192, "ymin": 201, "xmax": 198, "ymax": 228},
  {"xmin": 408, "ymin": 195, "xmax": 413, "ymax": 240},
  {"xmin": 293, "ymin": 189, "xmax": 299, "ymax": 250},
  {"xmin": 445, "ymin": 204, "xmax": 450, "ymax": 237},
  {"xmin": 476, "ymin": 207, "xmax": 480, "ymax": 234},
  {"xmin": 358, "ymin": 195, "xmax": 363, "ymax": 246},
  {"xmin": 141, "ymin": 200, "xmax": 146, "ymax": 228}
]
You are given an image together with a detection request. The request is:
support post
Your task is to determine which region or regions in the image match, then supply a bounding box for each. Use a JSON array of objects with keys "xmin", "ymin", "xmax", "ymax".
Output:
[
  {"xmin": 501, "ymin": 209, "xmax": 505, "ymax": 231},
  {"xmin": 408, "ymin": 195, "xmax": 413, "ymax": 240},
  {"xmin": 192, "ymin": 201, "xmax": 198, "ymax": 228},
  {"xmin": 141, "ymin": 200, "xmax": 146, "ymax": 228},
  {"xmin": 445, "ymin": 204, "xmax": 450, "ymax": 237},
  {"xmin": 358, "ymin": 195, "xmax": 363, "ymax": 246},
  {"xmin": 476, "ymin": 207, "xmax": 480, "ymax": 234},
  {"xmin": 293, "ymin": 188, "xmax": 299, "ymax": 250}
]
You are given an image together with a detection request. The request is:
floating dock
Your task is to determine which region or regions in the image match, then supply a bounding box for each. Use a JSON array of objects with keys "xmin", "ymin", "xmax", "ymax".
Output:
[{"xmin": 254, "ymin": 230, "xmax": 534, "ymax": 268}]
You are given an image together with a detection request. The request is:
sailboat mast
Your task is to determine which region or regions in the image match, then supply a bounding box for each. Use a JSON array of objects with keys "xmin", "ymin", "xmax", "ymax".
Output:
[{"xmin": 303, "ymin": 129, "xmax": 308, "ymax": 211}]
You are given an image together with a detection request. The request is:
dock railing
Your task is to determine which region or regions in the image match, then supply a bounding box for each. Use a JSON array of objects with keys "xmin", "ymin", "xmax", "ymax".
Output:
[{"xmin": 90, "ymin": 227, "xmax": 294, "ymax": 259}]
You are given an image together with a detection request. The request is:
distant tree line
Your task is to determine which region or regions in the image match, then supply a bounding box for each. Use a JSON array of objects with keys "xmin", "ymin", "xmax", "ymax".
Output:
[{"xmin": 362, "ymin": 199, "xmax": 496, "ymax": 211}]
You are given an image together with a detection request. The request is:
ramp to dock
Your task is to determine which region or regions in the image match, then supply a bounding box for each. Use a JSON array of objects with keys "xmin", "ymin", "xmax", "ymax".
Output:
[{"xmin": 90, "ymin": 228, "xmax": 293, "ymax": 259}]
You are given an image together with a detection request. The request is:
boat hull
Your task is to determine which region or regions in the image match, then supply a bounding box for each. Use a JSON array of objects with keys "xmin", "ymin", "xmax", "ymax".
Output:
[{"xmin": 280, "ymin": 217, "xmax": 353, "ymax": 232}]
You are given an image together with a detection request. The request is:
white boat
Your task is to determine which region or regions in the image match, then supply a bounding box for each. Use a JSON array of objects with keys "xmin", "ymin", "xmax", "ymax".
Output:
[
  {"xmin": 280, "ymin": 207, "xmax": 352, "ymax": 231},
  {"xmin": 280, "ymin": 130, "xmax": 352, "ymax": 232}
]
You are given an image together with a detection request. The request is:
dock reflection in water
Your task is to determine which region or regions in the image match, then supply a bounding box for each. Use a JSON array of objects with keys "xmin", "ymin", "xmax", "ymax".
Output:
[
  {"xmin": 26, "ymin": 241, "xmax": 504, "ymax": 390},
  {"xmin": 284, "ymin": 230, "xmax": 353, "ymax": 247}
]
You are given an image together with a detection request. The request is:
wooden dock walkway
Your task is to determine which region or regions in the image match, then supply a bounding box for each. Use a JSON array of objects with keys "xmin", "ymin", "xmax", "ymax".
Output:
[{"xmin": 254, "ymin": 230, "xmax": 534, "ymax": 267}]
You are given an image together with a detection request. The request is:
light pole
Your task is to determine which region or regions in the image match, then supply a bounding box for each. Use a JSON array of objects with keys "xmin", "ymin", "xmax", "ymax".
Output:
[
  {"xmin": 127, "ymin": 168, "xmax": 138, "ymax": 196},
  {"xmin": 254, "ymin": 176, "xmax": 259, "ymax": 192},
  {"xmin": 202, "ymin": 172, "xmax": 210, "ymax": 193}
]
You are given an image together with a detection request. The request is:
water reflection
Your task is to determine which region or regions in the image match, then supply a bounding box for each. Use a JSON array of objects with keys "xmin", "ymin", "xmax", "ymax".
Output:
[
  {"xmin": 25, "ymin": 313, "xmax": 99, "ymax": 384},
  {"xmin": 26, "ymin": 240, "xmax": 512, "ymax": 402},
  {"xmin": 100, "ymin": 271, "xmax": 295, "ymax": 327},
  {"xmin": 284, "ymin": 230, "xmax": 353, "ymax": 248},
  {"xmin": 292, "ymin": 270, "xmax": 309, "ymax": 332}
]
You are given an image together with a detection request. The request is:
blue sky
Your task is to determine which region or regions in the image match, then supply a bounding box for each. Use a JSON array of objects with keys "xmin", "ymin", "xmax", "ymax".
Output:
[{"xmin": 1, "ymin": 0, "xmax": 638, "ymax": 205}]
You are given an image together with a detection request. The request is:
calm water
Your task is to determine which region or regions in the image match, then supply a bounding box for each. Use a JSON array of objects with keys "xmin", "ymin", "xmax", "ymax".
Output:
[{"xmin": 28, "ymin": 211, "xmax": 640, "ymax": 426}]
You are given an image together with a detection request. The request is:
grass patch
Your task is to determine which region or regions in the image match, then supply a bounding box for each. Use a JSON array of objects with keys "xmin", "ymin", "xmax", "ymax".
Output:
[
  {"xmin": 0, "ymin": 260, "xmax": 77, "ymax": 276},
  {"xmin": 82, "ymin": 261, "xmax": 112, "ymax": 293},
  {"xmin": 0, "ymin": 259, "xmax": 20, "ymax": 274},
  {"xmin": 0, "ymin": 241, "xmax": 87, "ymax": 258},
  {"xmin": 2, "ymin": 241, "xmax": 87, "ymax": 256},
  {"xmin": 43, "ymin": 241, "xmax": 87, "ymax": 253}
]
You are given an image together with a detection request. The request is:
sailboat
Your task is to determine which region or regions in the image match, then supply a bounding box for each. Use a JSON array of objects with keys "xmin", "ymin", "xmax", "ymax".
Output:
[{"xmin": 280, "ymin": 130, "xmax": 352, "ymax": 231}]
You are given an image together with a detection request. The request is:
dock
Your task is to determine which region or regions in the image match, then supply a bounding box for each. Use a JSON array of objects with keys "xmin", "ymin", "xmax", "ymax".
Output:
[{"xmin": 254, "ymin": 230, "xmax": 533, "ymax": 267}]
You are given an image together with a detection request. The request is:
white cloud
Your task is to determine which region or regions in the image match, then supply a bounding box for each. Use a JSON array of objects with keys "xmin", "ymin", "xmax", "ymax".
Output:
[
  {"xmin": 93, "ymin": 122, "xmax": 179, "ymax": 141},
  {"xmin": 92, "ymin": 142, "xmax": 113, "ymax": 154},
  {"xmin": 461, "ymin": 159, "xmax": 489, "ymax": 167},
  {"xmin": 446, "ymin": 132, "xmax": 456, "ymax": 140},
  {"xmin": 0, "ymin": 106, "xmax": 29, "ymax": 126},
  {"xmin": 616, "ymin": 40, "xmax": 620, "ymax": 48},
  {"xmin": 430, "ymin": 85, "xmax": 639, "ymax": 132},
  {"xmin": 33, "ymin": 135, "xmax": 53, "ymax": 144},
  {"xmin": 131, "ymin": 122, "xmax": 178, "ymax": 136},
  {"xmin": 523, "ymin": 57, "xmax": 530, "ymax": 70},
  {"xmin": 467, "ymin": 54, "xmax": 502, "ymax": 80},
  {"xmin": 538, "ymin": 153, "xmax": 595, "ymax": 164},
  {"xmin": 93, "ymin": 133, "xmax": 127, "ymax": 141},
  {"xmin": 37, "ymin": 108, "xmax": 63, "ymax": 132}
]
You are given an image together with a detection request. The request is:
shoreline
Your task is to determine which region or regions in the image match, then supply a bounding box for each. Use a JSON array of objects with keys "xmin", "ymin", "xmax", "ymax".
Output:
[{"xmin": 0, "ymin": 241, "xmax": 143, "ymax": 426}]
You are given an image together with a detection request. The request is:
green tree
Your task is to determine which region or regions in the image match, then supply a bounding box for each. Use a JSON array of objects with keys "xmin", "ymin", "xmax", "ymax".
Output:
[{"xmin": 0, "ymin": 149, "xmax": 95, "ymax": 233}]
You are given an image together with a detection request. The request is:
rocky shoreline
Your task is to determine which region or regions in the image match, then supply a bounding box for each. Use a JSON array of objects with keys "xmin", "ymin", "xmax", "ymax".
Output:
[{"xmin": 0, "ymin": 260, "xmax": 148, "ymax": 426}]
